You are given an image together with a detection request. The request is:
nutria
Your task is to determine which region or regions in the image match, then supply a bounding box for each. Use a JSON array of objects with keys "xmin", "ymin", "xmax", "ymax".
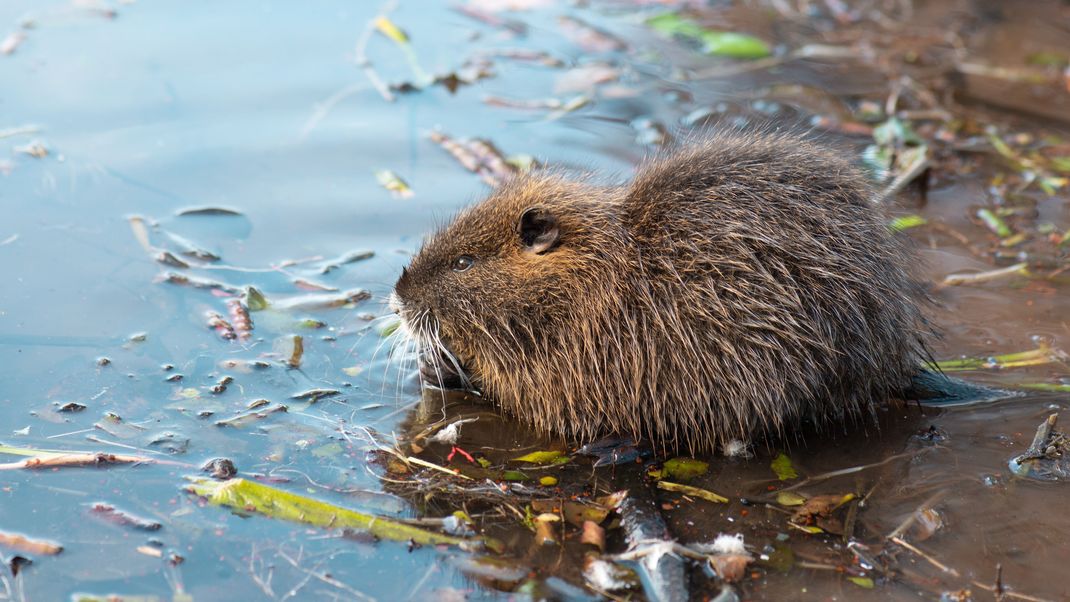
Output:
[{"xmin": 391, "ymin": 129, "xmax": 930, "ymax": 451}]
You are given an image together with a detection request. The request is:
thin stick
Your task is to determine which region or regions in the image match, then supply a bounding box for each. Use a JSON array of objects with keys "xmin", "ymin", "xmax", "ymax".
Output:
[
  {"xmin": 276, "ymin": 547, "xmax": 376, "ymax": 602},
  {"xmin": 887, "ymin": 489, "xmax": 948, "ymax": 540},
  {"xmin": 889, "ymin": 536, "xmax": 960, "ymax": 577},
  {"xmin": 354, "ymin": 1, "xmax": 399, "ymax": 102},
  {"xmin": 774, "ymin": 449, "xmax": 930, "ymax": 493},
  {"xmin": 873, "ymin": 152, "xmax": 930, "ymax": 205},
  {"xmin": 0, "ymin": 125, "xmax": 39, "ymax": 139},
  {"xmin": 300, "ymin": 82, "xmax": 366, "ymax": 139},
  {"xmin": 941, "ymin": 263, "xmax": 1028, "ymax": 286},
  {"xmin": 405, "ymin": 455, "xmax": 473, "ymax": 480}
]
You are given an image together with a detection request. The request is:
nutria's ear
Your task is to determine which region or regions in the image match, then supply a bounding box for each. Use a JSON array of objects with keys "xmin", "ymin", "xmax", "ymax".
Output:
[{"xmin": 518, "ymin": 207, "xmax": 559, "ymax": 254}]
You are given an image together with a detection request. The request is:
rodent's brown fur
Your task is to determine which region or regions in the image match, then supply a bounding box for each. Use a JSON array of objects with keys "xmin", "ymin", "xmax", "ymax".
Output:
[{"xmin": 393, "ymin": 129, "xmax": 930, "ymax": 451}]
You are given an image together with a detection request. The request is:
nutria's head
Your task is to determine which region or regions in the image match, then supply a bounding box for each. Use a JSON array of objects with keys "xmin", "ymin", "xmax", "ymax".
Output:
[{"xmin": 391, "ymin": 173, "xmax": 625, "ymax": 391}]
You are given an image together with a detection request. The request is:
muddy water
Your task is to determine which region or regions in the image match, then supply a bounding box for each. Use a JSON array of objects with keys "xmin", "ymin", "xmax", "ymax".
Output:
[{"xmin": 0, "ymin": 0, "xmax": 1068, "ymax": 601}]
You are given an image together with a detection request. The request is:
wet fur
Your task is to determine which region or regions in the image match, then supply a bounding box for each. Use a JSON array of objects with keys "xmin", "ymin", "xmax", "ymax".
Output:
[{"xmin": 393, "ymin": 129, "xmax": 930, "ymax": 452}]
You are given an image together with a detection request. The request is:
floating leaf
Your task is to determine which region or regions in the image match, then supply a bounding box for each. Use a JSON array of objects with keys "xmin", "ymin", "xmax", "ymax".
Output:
[
  {"xmin": 776, "ymin": 491, "xmax": 807, "ymax": 506},
  {"xmin": 501, "ymin": 470, "xmax": 529, "ymax": 481},
  {"xmin": 771, "ymin": 453, "xmax": 798, "ymax": 480},
  {"xmin": 512, "ymin": 450, "xmax": 569, "ymax": 465},
  {"xmin": 657, "ymin": 480, "xmax": 728, "ymax": 503},
  {"xmin": 379, "ymin": 318, "xmax": 401, "ymax": 338},
  {"xmin": 646, "ymin": 13, "xmax": 770, "ymax": 59},
  {"xmin": 848, "ymin": 576, "xmax": 875, "ymax": 589},
  {"xmin": 373, "ymin": 16, "xmax": 409, "ymax": 44},
  {"xmin": 539, "ymin": 476, "xmax": 558, "ymax": 486},
  {"xmin": 889, "ymin": 215, "xmax": 927, "ymax": 231},
  {"xmin": 976, "ymin": 208, "xmax": 1012, "ymax": 238},
  {"xmin": 532, "ymin": 498, "xmax": 614, "ymax": 526},
  {"xmin": 376, "ymin": 170, "xmax": 414, "ymax": 199},
  {"xmin": 658, "ymin": 457, "xmax": 709, "ymax": 481},
  {"xmin": 243, "ymin": 286, "xmax": 269, "ymax": 311},
  {"xmin": 184, "ymin": 477, "xmax": 471, "ymax": 546}
]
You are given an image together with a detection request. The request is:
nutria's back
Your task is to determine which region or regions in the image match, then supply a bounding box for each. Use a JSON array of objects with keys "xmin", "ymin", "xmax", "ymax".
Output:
[{"xmin": 392, "ymin": 129, "xmax": 929, "ymax": 451}]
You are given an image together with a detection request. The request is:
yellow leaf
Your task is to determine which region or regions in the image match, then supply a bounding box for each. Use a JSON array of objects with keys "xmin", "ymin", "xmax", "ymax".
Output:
[
  {"xmin": 374, "ymin": 16, "xmax": 409, "ymax": 44},
  {"xmin": 848, "ymin": 576, "xmax": 874, "ymax": 589},
  {"xmin": 657, "ymin": 480, "xmax": 728, "ymax": 503},
  {"xmin": 512, "ymin": 450, "xmax": 569, "ymax": 465},
  {"xmin": 776, "ymin": 491, "xmax": 806, "ymax": 506}
]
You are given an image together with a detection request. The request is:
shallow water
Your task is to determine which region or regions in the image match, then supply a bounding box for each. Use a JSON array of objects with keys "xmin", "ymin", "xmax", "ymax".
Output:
[{"xmin": 1, "ymin": 1, "xmax": 1068, "ymax": 600}]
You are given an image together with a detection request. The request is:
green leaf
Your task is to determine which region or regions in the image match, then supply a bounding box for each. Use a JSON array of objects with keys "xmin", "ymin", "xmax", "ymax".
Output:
[
  {"xmin": 889, "ymin": 215, "xmax": 927, "ymax": 231},
  {"xmin": 848, "ymin": 576, "xmax": 875, "ymax": 589},
  {"xmin": 501, "ymin": 470, "xmax": 530, "ymax": 481},
  {"xmin": 378, "ymin": 318, "xmax": 401, "ymax": 338},
  {"xmin": 776, "ymin": 491, "xmax": 807, "ymax": 506},
  {"xmin": 976, "ymin": 208, "xmax": 1012, "ymax": 238},
  {"xmin": 699, "ymin": 31, "xmax": 772, "ymax": 59},
  {"xmin": 512, "ymin": 450, "xmax": 569, "ymax": 465},
  {"xmin": 771, "ymin": 452, "xmax": 798, "ymax": 480},
  {"xmin": 646, "ymin": 13, "xmax": 770, "ymax": 59},
  {"xmin": 184, "ymin": 477, "xmax": 471, "ymax": 546},
  {"xmin": 661, "ymin": 457, "xmax": 709, "ymax": 481},
  {"xmin": 244, "ymin": 286, "xmax": 269, "ymax": 311}
]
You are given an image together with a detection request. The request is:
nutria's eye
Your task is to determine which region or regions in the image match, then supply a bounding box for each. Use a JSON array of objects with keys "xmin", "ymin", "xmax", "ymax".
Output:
[{"xmin": 452, "ymin": 255, "xmax": 475, "ymax": 272}]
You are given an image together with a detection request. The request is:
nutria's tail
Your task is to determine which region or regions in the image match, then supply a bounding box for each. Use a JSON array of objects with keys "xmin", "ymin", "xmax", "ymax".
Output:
[{"xmin": 908, "ymin": 370, "xmax": 1019, "ymax": 406}]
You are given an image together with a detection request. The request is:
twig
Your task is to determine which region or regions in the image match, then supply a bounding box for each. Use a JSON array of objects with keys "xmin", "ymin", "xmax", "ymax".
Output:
[
  {"xmin": 277, "ymin": 547, "xmax": 376, "ymax": 602},
  {"xmin": 0, "ymin": 452, "xmax": 155, "ymax": 471},
  {"xmin": 774, "ymin": 449, "xmax": 931, "ymax": 493},
  {"xmin": 872, "ymin": 151, "xmax": 930, "ymax": 205},
  {"xmin": 300, "ymin": 82, "xmax": 366, "ymax": 138},
  {"xmin": 941, "ymin": 263, "xmax": 1028, "ymax": 287},
  {"xmin": 353, "ymin": 1, "xmax": 399, "ymax": 103},
  {"xmin": 887, "ymin": 489, "xmax": 948, "ymax": 540},
  {"xmin": 249, "ymin": 543, "xmax": 275, "ymax": 598},
  {"xmin": 0, "ymin": 531, "xmax": 62, "ymax": 555},
  {"xmin": 0, "ymin": 125, "xmax": 39, "ymax": 140},
  {"xmin": 405, "ymin": 455, "xmax": 473, "ymax": 480},
  {"xmin": 926, "ymin": 222, "xmax": 990, "ymax": 260},
  {"xmin": 889, "ymin": 536, "xmax": 960, "ymax": 577}
]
